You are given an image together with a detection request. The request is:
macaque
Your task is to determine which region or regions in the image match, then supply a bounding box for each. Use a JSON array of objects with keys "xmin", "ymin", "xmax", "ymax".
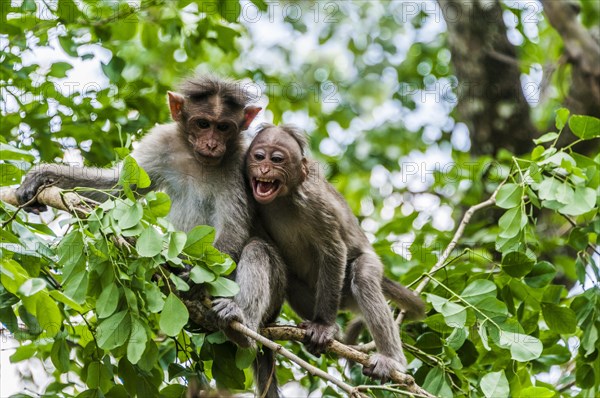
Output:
[
  {"xmin": 246, "ymin": 124, "xmax": 425, "ymax": 379},
  {"xmin": 16, "ymin": 76, "xmax": 285, "ymax": 398}
]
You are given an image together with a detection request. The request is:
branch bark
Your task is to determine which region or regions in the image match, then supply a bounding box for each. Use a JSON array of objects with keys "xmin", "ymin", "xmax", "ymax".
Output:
[{"xmin": 0, "ymin": 186, "xmax": 96, "ymax": 217}]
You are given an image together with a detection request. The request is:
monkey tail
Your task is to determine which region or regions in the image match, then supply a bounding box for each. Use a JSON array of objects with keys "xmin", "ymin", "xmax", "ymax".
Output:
[{"xmin": 381, "ymin": 277, "xmax": 426, "ymax": 321}]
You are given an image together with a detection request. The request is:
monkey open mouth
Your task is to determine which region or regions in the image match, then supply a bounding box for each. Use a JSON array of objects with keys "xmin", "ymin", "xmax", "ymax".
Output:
[{"xmin": 252, "ymin": 177, "xmax": 281, "ymax": 204}]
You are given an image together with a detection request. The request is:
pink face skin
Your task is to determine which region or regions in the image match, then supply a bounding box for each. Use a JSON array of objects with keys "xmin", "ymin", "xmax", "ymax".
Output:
[{"xmin": 247, "ymin": 127, "xmax": 307, "ymax": 204}]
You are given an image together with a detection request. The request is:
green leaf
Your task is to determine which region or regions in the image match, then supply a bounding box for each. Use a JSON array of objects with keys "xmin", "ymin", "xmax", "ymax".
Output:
[
  {"xmin": 0, "ymin": 143, "xmax": 35, "ymax": 161},
  {"xmin": 189, "ymin": 265, "xmax": 215, "ymax": 284},
  {"xmin": 49, "ymin": 61, "xmax": 73, "ymax": 78},
  {"xmin": 49, "ymin": 290, "xmax": 85, "ymax": 312},
  {"xmin": 426, "ymin": 294, "xmax": 467, "ymax": 328},
  {"xmin": 499, "ymin": 331, "xmax": 543, "ymax": 361},
  {"xmin": 480, "ymin": 371, "xmax": 509, "ymax": 398},
  {"xmin": 141, "ymin": 23, "xmax": 158, "ymax": 49},
  {"xmin": 18, "ymin": 278, "xmax": 46, "ymax": 297},
  {"xmin": 159, "ymin": 384, "xmax": 187, "ymax": 398},
  {"xmin": 147, "ymin": 191, "xmax": 171, "ymax": 218},
  {"xmin": 119, "ymin": 156, "xmax": 151, "ymax": 190},
  {"xmin": 212, "ymin": 343, "xmax": 245, "ymax": 389},
  {"xmin": 576, "ymin": 363, "xmax": 595, "ymax": 388},
  {"xmin": 555, "ymin": 108, "xmax": 570, "ymax": 130},
  {"xmin": 97, "ymin": 310, "xmax": 131, "ymax": 350},
  {"xmin": 569, "ymin": 115, "xmax": 600, "ymax": 139},
  {"xmin": 101, "ymin": 56, "xmax": 126, "ymax": 83},
  {"xmin": 235, "ymin": 347, "xmax": 256, "ymax": 369},
  {"xmin": 51, "ymin": 337, "xmax": 70, "ymax": 372},
  {"xmin": 520, "ymin": 386, "xmax": 556, "ymax": 398},
  {"xmin": 166, "ymin": 231, "xmax": 187, "ymax": 260},
  {"xmin": 57, "ymin": 0, "xmax": 81, "ymax": 23},
  {"xmin": 145, "ymin": 284, "xmax": 165, "ymax": 313},
  {"xmin": 558, "ymin": 186, "xmax": 596, "ymax": 216},
  {"xmin": 127, "ymin": 317, "xmax": 148, "ymax": 364},
  {"xmin": 118, "ymin": 202, "xmax": 143, "ymax": 230},
  {"xmin": 541, "ymin": 303, "xmax": 577, "ymax": 334},
  {"xmin": 537, "ymin": 344, "xmax": 571, "ymax": 365},
  {"xmin": 169, "ymin": 274, "xmax": 190, "ymax": 292},
  {"xmin": 159, "ymin": 293, "xmax": 189, "ymax": 336},
  {"xmin": 498, "ymin": 207, "xmax": 527, "ymax": 239},
  {"xmin": 0, "ymin": 163, "xmax": 23, "ymax": 185},
  {"xmin": 96, "ymin": 283, "xmax": 120, "ymax": 319},
  {"xmin": 568, "ymin": 227, "xmax": 588, "ymax": 251},
  {"xmin": 136, "ymin": 227, "xmax": 163, "ymax": 257},
  {"xmin": 524, "ymin": 261, "xmax": 556, "ymax": 288},
  {"xmin": 554, "ymin": 181, "xmax": 574, "ymax": 204},
  {"xmin": 461, "ymin": 280, "xmax": 497, "ymax": 306},
  {"xmin": 33, "ymin": 293, "xmax": 62, "ymax": 337},
  {"xmin": 496, "ymin": 183, "xmax": 523, "ymax": 209},
  {"xmin": 533, "ymin": 132, "xmax": 558, "ymax": 145},
  {"xmin": 538, "ymin": 177, "xmax": 561, "ymax": 201},
  {"xmin": 502, "ymin": 251, "xmax": 535, "ymax": 278},
  {"xmin": 184, "ymin": 225, "xmax": 215, "ymax": 257},
  {"xmin": 423, "ymin": 367, "xmax": 453, "ymax": 398},
  {"xmin": 207, "ymin": 277, "xmax": 240, "ymax": 297}
]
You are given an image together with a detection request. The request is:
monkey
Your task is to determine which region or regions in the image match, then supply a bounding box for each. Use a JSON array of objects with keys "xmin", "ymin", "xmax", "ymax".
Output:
[
  {"xmin": 245, "ymin": 123, "xmax": 425, "ymax": 380},
  {"xmin": 16, "ymin": 75, "xmax": 285, "ymax": 398}
]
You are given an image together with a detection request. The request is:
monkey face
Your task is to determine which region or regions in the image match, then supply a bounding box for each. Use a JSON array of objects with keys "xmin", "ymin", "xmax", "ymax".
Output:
[
  {"xmin": 247, "ymin": 127, "xmax": 306, "ymax": 204},
  {"xmin": 186, "ymin": 116, "xmax": 238, "ymax": 164}
]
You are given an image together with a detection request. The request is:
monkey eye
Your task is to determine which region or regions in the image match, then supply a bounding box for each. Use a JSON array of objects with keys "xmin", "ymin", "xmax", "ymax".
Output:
[
  {"xmin": 216, "ymin": 123, "xmax": 230, "ymax": 132},
  {"xmin": 271, "ymin": 155, "xmax": 284, "ymax": 163},
  {"xmin": 197, "ymin": 119, "xmax": 210, "ymax": 129},
  {"xmin": 254, "ymin": 152, "xmax": 265, "ymax": 161}
]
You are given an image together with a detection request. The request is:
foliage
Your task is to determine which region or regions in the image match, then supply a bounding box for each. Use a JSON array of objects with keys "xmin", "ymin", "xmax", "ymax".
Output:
[{"xmin": 1, "ymin": 1, "xmax": 599, "ymax": 397}]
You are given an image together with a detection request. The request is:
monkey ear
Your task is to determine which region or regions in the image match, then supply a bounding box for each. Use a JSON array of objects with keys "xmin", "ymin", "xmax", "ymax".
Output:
[
  {"xmin": 242, "ymin": 106, "xmax": 262, "ymax": 130},
  {"xmin": 301, "ymin": 157, "xmax": 309, "ymax": 182},
  {"xmin": 168, "ymin": 91, "xmax": 185, "ymax": 122}
]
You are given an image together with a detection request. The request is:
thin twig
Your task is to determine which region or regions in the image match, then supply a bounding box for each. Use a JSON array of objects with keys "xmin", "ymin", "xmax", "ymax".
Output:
[{"xmin": 234, "ymin": 323, "xmax": 366, "ymax": 398}]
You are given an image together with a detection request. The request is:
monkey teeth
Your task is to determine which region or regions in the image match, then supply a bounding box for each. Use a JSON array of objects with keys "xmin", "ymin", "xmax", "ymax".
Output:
[{"xmin": 252, "ymin": 177, "xmax": 281, "ymax": 203}]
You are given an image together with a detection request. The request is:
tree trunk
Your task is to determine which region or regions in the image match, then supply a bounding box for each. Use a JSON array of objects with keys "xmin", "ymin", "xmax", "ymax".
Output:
[
  {"xmin": 541, "ymin": 0, "xmax": 600, "ymax": 153},
  {"xmin": 438, "ymin": 0, "xmax": 536, "ymax": 155}
]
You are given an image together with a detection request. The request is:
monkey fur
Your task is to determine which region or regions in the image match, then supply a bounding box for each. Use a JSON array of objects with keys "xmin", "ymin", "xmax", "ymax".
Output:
[
  {"xmin": 16, "ymin": 75, "xmax": 285, "ymax": 398},
  {"xmin": 246, "ymin": 123, "xmax": 425, "ymax": 380}
]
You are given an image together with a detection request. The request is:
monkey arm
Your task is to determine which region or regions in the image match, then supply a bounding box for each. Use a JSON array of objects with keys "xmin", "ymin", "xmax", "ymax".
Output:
[
  {"xmin": 212, "ymin": 191, "xmax": 252, "ymax": 263},
  {"xmin": 16, "ymin": 164, "xmax": 122, "ymax": 208},
  {"xmin": 312, "ymin": 237, "xmax": 347, "ymax": 325},
  {"xmin": 298, "ymin": 236, "xmax": 347, "ymax": 356}
]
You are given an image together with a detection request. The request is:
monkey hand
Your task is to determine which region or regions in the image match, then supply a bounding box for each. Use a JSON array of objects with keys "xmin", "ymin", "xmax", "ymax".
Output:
[
  {"xmin": 211, "ymin": 298, "xmax": 255, "ymax": 349},
  {"xmin": 15, "ymin": 169, "xmax": 58, "ymax": 214},
  {"xmin": 299, "ymin": 321, "xmax": 339, "ymax": 356},
  {"xmin": 363, "ymin": 353, "xmax": 407, "ymax": 382}
]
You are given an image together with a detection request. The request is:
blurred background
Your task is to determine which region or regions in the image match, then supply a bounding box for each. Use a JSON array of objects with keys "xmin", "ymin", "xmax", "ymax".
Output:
[{"xmin": 1, "ymin": 0, "xmax": 599, "ymax": 396}]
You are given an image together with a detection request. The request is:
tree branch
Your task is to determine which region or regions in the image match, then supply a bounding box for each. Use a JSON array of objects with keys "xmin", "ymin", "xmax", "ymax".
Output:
[
  {"xmin": 260, "ymin": 326, "xmax": 434, "ymax": 397},
  {"xmin": 0, "ymin": 186, "xmax": 97, "ymax": 217}
]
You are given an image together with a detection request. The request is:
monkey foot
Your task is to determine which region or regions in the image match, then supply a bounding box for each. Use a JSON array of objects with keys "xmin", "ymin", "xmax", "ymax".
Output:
[
  {"xmin": 299, "ymin": 321, "xmax": 339, "ymax": 356},
  {"xmin": 362, "ymin": 353, "xmax": 407, "ymax": 382},
  {"xmin": 211, "ymin": 298, "xmax": 255, "ymax": 349}
]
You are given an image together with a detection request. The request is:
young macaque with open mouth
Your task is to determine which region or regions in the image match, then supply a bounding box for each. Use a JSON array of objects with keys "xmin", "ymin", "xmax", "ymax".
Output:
[{"xmin": 246, "ymin": 123, "xmax": 425, "ymax": 380}]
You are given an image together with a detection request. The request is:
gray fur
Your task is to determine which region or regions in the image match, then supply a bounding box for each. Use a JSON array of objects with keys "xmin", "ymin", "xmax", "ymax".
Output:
[
  {"xmin": 16, "ymin": 75, "xmax": 284, "ymax": 398},
  {"xmin": 247, "ymin": 125, "xmax": 426, "ymax": 380}
]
